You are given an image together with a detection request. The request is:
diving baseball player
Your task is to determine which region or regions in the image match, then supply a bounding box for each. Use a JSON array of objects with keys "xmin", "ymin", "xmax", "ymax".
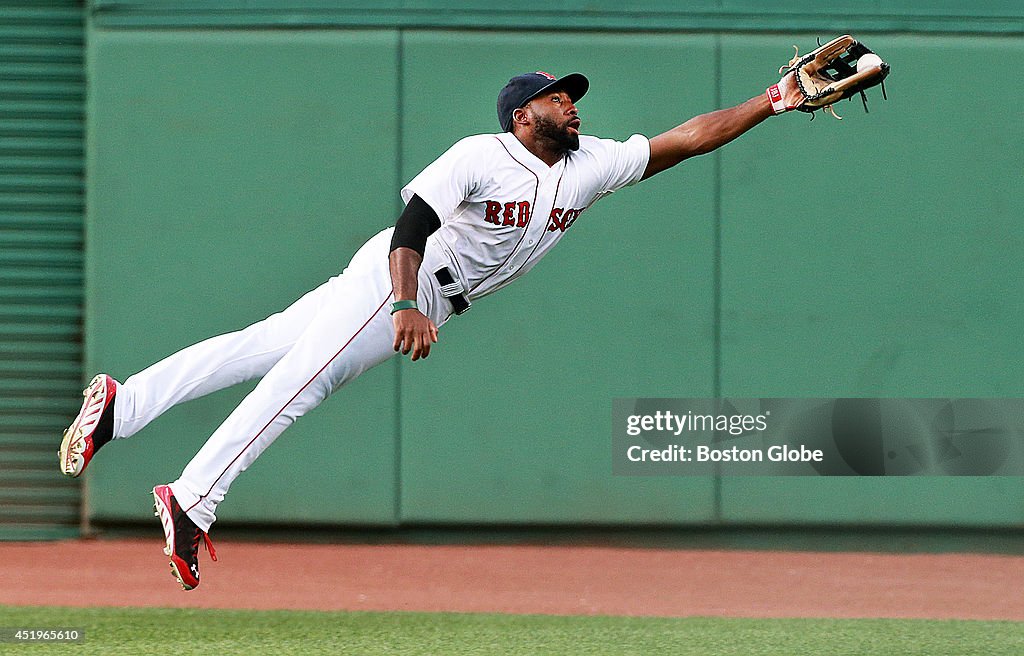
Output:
[{"xmin": 58, "ymin": 60, "xmax": 877, "ymax": 590}]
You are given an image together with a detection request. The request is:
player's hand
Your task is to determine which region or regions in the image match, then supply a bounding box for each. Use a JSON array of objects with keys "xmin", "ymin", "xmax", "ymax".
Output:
[
  {"xmin": 767, "ymin": 70, "xmax": 805, "ymax": 114},
  {"xmin": 778, "ymin": 70, "xmax": 805, "ymax": 110},
  {"xmin": 392, "ymin": 309, "xmax": 439, "ymax": 361}
]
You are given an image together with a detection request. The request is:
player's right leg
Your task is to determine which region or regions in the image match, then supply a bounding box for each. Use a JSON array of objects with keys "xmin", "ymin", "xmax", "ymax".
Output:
[
  {"xmin": 59, "ymin": 272, "xmax": 340, "ymax": 478},
  {"xmin": 59, "ymin": 373, "xmax": 117, "ymax": 477}
]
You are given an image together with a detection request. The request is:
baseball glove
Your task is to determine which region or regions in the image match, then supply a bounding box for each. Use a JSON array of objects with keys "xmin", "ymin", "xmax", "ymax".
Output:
[{"xmin": 767, "ymin": 35, "xmax": 890, "ymax": 119}]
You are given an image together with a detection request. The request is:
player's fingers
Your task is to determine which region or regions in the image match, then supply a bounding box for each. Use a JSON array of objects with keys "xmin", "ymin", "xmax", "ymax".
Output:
[
  {"xmin": 430, "ymin": 322, "xmax": 439, "ymax": 343},
  {"xmin": 392, "ymin": 317, "xmax": 407, "ymax": 353},
  {"xmin": 411, "ymin": 332, "xmax": 425, "ymax": 361}
]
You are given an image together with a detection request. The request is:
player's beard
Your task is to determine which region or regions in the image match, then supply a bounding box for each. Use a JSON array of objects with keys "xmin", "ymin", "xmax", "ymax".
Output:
[{"xmin": 534, "ymin": 115, "xmax": 580, "ymax": 154}]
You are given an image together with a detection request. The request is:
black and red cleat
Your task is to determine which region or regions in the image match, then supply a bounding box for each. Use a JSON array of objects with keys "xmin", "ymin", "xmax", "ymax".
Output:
[
  {"xmin": 59, "ymin": 374, "xmax": 117, "ymax": 477},
  {"xmin": 152, "ymin": 484, "xmax": 217, "ymax": 591}
]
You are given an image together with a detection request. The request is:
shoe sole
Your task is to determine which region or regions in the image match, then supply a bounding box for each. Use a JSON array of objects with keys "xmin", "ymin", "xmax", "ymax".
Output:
[
  {"xmin": 58, "ymin": 375, "xmax": 109, "ymax": 478},
  {"xmin": 57, "ymin": 425, "xmax": 83, "ymax": 477},
  {"xmin": 152, "ymin": 488, "xmax": 196, "ymax": 591}
]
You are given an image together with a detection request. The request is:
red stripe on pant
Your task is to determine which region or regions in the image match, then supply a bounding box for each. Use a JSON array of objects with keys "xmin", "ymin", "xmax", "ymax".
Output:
[{"xmin": 184, "ymin": 292, "xmax": 392, "ymax": 514}]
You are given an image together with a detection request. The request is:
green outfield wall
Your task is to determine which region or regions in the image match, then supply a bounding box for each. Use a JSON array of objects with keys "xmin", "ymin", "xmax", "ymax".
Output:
[{"xmin": 83, "ymin": 2, "xmax": 1024, "ymax": 529}]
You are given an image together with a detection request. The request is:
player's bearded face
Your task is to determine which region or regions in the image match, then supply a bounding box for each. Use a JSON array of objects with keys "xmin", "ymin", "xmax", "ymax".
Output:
[{"xmin": 533, "ymin": 114, "xmax": 580, "ymax": 153}]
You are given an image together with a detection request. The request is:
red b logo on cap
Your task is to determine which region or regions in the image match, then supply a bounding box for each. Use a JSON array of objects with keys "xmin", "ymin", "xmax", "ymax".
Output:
[{"xmin": 535, "ymin": 71, "xmax": 557, "ymax": 80}]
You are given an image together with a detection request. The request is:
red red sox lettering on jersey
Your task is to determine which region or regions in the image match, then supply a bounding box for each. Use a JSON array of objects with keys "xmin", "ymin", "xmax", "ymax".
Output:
[
  {"xmin": 482, "ymin": 200, "xmax": 585, "ymax": 233},
  {"xmin": 402, "ymin": 131, "xmax": 650, "ymax": 301}
]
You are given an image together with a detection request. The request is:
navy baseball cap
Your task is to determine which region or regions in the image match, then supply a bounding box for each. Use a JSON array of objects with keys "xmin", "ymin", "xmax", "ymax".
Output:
[{"xmin": 497, "ymin": 71, "xmax": 589, "ymax": 132}]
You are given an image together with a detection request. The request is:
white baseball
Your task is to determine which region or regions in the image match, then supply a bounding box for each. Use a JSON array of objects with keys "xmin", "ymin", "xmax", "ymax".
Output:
[{"xmin": 857, "ymin": 53, "xmax": 883, "ymax": 73}]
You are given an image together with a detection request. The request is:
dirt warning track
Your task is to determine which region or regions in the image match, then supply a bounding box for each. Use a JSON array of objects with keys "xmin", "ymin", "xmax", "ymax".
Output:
[{"xmin": 2, "ymin": 539, "xmax": 1021, "ymax": 620}]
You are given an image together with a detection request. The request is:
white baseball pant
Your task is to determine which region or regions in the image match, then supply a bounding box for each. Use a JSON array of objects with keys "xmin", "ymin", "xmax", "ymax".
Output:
[{"xmin": 109, "ymin": 227, "xmax": 452, "ymax": 531}]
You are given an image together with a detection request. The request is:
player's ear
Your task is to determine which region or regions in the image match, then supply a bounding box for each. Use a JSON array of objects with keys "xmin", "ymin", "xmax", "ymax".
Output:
[{"xmin": 512, "ymin": 106, "xmax": 530, "ymax": 128}]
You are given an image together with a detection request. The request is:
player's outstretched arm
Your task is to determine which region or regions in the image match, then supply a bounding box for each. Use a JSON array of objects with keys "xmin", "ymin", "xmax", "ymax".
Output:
[
  {"xmin": 642, "ymin": 94, "xmax": 770, "ymax": 180},
  {"xmin": 641, "ymin": 72, "xmax": 803, "ymax": 180}
]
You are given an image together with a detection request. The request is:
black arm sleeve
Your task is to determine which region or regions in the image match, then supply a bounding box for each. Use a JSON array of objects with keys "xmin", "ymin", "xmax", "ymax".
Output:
[{"xmin": 390, "ymin": 194, "xmax": 441, "ymax": 256}]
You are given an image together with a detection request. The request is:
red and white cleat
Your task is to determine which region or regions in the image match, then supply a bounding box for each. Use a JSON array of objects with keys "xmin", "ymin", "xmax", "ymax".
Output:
[
  {"xmin": 152, "ymin": 484, "xmax": 217, "ymax": 591},
  {"xmin": 59, "ymin": 374, "xmax": 118, "ymax": 477}
]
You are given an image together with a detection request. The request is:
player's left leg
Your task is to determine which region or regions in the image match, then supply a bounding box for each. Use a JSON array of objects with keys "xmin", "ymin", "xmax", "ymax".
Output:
[
  {"xmin": 151, "ymin": 273, "xmax": 397, "ymax": 591},
  {"xmin": 151, "ymin": 228, "xmax": 451, "ymax": 590},
  {"xmin": 167, "ymin": 265, "xmax": 399, "ymax": 533}
]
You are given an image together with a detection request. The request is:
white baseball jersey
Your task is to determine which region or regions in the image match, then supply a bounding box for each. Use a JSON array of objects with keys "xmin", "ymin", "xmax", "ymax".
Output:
[
  {"xmin": 109, "ymin": 130, "xmax": 651, "ymax": 533},
  {"xmin": 403, "ymin": 131, "xmax": 650, "ymax": 300}
]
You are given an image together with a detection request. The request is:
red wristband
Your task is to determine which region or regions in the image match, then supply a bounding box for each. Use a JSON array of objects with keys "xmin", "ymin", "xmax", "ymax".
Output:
[{"xmin": 766, "ymin": 84, "xmax": 787, "ymax": 115}]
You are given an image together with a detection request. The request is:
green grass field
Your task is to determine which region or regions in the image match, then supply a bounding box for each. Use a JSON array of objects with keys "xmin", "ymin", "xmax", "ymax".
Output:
[{"xmin": 0, "ymin": 606, "xmax": 1021, "ymax": 655}]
